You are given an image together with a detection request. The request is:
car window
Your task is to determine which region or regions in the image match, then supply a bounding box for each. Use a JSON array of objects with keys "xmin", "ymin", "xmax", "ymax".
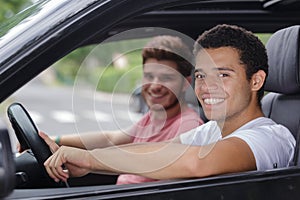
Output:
[{"xmin": 0, "ymin": 37, "xmax": 153, "ymax": 150}]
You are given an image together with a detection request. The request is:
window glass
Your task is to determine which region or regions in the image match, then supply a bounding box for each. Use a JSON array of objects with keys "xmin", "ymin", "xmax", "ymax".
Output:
[{"xmin": 0, "ymin": 38, "xmax": 151, "ymax": 150}]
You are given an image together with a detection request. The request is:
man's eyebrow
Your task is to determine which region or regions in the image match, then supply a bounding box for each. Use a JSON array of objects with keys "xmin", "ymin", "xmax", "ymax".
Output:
[
  {"xmin": 194, "ymin": 67, "xmax": 235, "ymax": 73},
  {"xmin": 216, "ymin": 67, "xmax": 235, "ymax": 72},
  {"xmin": 144, "ymin": 71, "xmax": 178, "ymax": 76},
  {"xmin": 194, "ymin": 68, "xmax": 203, "ymax": 73}
]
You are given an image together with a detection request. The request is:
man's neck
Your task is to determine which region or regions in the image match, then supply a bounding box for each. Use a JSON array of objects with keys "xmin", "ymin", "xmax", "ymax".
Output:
[
  {"xmin": 150, "ymin": 102, "xmax": 186, "ymax": 120},
  {"xmin": 217, "ymin": 108, "xmax": 265, "ymax": 137}
]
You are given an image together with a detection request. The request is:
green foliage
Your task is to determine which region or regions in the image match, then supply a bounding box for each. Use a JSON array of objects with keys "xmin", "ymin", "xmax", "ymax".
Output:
[
  {"xmin": 96, "ymin": 67, "xmax": 132, "ymax": 93},
  {"xmin": 256, "ymin": 33, "xmax": 272, "ymax": 45},
  {"xmin": 94, "ymin": 51, "xmax": 143, "ymax": 93},
  {"xmin": 54, "ymin": 39, "xmax": 146, "ymax": 93},
  {"xmin": 0, "ymin": 0, "xmax": 32, "ymax": 23},
  {"xmin": 53, "ymin": 46, "xmax": 95, "ymax": 85},
  {"xmin": 0, "ymin": 0, "xmax": 37, "ymax": 37},
  {"xmin": 53, "ymin": 44, "xmax": 143, "ymax": 93}
]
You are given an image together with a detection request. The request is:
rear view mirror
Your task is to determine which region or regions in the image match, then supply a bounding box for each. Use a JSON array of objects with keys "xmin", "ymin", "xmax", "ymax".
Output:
[{"xmin": 0, "ymin": 121, "xmax": 15, "ymax": 198}]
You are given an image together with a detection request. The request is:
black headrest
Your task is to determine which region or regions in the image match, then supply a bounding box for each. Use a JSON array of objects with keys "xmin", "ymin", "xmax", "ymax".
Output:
[{"xmin": 264, "ymin": 25, "xmax": 300, "ymax": 94}]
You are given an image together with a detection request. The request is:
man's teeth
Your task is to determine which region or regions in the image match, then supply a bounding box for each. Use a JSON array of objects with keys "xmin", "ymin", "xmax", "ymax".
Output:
[
  {"xmin": 204, "ymin": 98, "xmax": 224, "ymax": 105},
  {"xmin": 150, "ymin": 93, "xmax": 164, "ymax": 98}
]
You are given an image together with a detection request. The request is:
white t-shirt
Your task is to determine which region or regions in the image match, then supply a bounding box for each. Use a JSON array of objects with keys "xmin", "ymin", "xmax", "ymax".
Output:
[{"xmin": 180, "ymin": 117, "xmax": 296, "ymax": 170}]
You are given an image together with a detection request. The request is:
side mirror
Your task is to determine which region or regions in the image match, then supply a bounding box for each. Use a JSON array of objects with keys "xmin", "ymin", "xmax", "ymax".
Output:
[{"xmin": 0, "ymin": 121, "xmax": 15, "ymax": 198}]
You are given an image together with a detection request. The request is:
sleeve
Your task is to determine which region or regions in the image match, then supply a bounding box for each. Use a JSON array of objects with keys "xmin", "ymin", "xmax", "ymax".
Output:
[
  {"xmin": 179, "ymin": 128, "xmax": 199, "ymax": 145},
  {"xmin": 226, "ymin": 125, "xmax": 295, "ymax": 170}
]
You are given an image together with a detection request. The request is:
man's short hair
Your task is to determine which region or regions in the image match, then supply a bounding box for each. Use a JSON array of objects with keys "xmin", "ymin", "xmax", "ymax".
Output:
[{"xmin": 142, "ymin": 35, "xmax": 193, "ymax": 77}]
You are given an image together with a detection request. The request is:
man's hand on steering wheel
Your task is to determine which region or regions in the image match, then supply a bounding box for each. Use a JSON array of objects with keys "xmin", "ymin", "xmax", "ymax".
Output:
[{"xmin": 39, "ymin": 132, "xmax": 60, "ymax": 153}]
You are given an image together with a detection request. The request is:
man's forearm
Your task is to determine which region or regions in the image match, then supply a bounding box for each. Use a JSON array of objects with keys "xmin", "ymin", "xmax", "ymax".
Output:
[
  {"xmin": 60, "ymin": 131, "xmax": 133, "ymax": 150},
  {"xmin": 89, "ymin": 142, "xmax": 201, "ymax": 180}
]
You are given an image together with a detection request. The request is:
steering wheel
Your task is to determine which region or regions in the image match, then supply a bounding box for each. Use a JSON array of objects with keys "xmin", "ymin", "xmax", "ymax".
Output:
[{"xmin": 7, "ymin": 102, "xmax": 65, "ymax": 187}]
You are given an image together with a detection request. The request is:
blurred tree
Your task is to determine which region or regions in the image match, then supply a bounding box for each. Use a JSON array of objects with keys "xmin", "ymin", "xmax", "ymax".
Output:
[{"xmin": 0, "ymin": 0, "xmax": 32, "ymax": 24}]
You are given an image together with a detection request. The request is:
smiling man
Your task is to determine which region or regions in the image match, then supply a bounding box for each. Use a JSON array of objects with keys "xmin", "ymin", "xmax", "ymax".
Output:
[
  {"xmin": 41, "ymin": 24, "xmax": 295, "ymax": 183},
  {"xmin": 37, "ymin": 35, "xmax": 203, "ymax": 185}
]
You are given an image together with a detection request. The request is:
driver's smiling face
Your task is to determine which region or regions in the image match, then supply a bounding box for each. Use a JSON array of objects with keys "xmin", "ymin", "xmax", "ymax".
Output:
[
  {"xmin": 194, "ymin": 47, "xmax": 253, "ymax": 122},
  {"xmin": 142, "ymin": 58, "xmax": 185, "ymax": 111}
]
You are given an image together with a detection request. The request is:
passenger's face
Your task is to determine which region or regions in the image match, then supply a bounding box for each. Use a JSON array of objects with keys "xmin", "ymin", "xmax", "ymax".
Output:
[
  {"xmin": 194, "ymin": 47, "xmax": 253, "ymax": 122},
  {"xmin": 142, "ymin": 58, "xmax": 186, "ymax": 111}
]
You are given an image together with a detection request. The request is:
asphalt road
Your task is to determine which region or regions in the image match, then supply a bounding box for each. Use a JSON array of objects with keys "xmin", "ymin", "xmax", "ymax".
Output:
[{"xmin": 1, "ymin": 78, "xmax": 142, "ymax": 150}]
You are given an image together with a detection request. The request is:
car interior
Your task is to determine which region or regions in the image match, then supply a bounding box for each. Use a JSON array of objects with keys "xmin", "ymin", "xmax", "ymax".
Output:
[
  {"xmin": 261, "ymin": 25, "xmax": 300, "ymax": 166},
  {"xmin": 0, "ymin": 124, "xmax": 15, "ymax": 198}
]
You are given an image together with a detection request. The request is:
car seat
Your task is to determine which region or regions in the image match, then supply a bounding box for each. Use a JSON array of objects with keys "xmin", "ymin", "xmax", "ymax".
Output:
[{"xmin": 261, "ymin": 25, "xmax": 300, "ymax": 166}]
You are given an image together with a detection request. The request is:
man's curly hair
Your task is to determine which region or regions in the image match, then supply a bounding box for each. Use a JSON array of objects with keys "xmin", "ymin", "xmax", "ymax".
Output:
[{"xmin": 193, "ymin": 24, "xmax": 268, "ymax": 104}]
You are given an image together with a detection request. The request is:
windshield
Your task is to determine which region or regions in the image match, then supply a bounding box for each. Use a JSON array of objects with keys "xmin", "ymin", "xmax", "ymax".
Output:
[
  {"xmin": 0, "ymin": 0, "xmax": 42, "ymax": 38},
  {"xmin": 0, "ymin": 0, "xmax": 105, "ymax": 65}
]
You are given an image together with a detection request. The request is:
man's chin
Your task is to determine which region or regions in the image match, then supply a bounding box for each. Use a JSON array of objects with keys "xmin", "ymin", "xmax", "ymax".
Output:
[
  {"xmin": 203, "ymin": 112, "xmax": 226, "ymax": 122},
  {"xmin": 149, "ymin": 104, "xmax": 166, "ymax": 111}
]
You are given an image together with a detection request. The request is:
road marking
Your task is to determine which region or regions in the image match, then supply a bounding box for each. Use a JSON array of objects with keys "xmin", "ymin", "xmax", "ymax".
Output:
[
  {"xmin": 26, "ymin": 110, "xmax": 140, "ymax": 125},
  {"xmin": 51, "ymin": 110, "xmax": 76, "ymax": 123},
  {"xmin": 83, "ymin": 110, "xmax": 112, "ymax": 122},
  {"xmin": 28, "ymin": 111, "xmax": 43, "ymax": 124}
]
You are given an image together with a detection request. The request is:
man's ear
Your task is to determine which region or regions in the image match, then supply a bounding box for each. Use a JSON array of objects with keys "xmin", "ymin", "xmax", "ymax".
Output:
[{"xmin": 251, "ymin": 70, "xmax": 266, "ymax": 91}]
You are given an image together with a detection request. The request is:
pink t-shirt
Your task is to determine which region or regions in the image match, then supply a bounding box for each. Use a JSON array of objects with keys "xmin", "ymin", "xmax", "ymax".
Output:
[{"xmin": 116, "ymin": 107, "xmax": 203, "ymax": 185}]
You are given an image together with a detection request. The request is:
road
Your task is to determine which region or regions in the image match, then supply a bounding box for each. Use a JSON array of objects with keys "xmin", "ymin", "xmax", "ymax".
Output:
[{"xmin": 1, "ymin": 78, "xmax": 142, "ymax": 150}]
